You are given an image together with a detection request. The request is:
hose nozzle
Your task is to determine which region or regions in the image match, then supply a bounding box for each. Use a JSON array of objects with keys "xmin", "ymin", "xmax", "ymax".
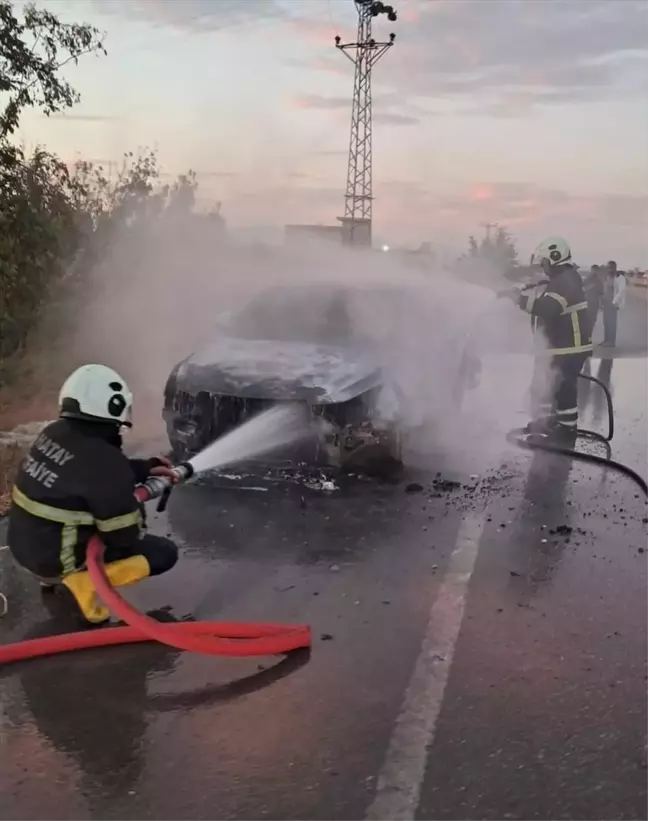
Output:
[
  {"xmin": 136, "ymin": 461, "xmax": 195, "ymax": 505},
  {"xmin": 171, "ymin": 461, "xmax": 194, "ymax": 484}
]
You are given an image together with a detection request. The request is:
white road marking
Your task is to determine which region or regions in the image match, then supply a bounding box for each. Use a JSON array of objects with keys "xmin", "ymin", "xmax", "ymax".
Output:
[
  {"xmin": 0, "ymin": 545, "xmax": 9, "ymax": 551},
  {"xmin": 365, "ymin": 511, "xmax": 488, "ymax": 821}
]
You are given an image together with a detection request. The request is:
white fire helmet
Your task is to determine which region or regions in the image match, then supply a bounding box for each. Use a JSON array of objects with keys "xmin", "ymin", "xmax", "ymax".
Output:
[
  {"xmin": 530, "ymin": 236, "xmax": 572, "ymax": 267},
  {"xmin": 59, "ymin": 364, "xmax": 134, "ymax": 427}
]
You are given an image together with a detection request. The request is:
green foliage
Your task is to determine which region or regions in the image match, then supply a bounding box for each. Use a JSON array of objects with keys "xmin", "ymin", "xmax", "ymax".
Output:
[
  {"xmin": 0, "ymin": 2, "xmax": 202, "ymax": 370},
  {"xmin": 0, "ymin": 144, "xmax": 77, "ymax": 358},
  {"xmin": 0, "ymin": 143, "xmax": 200, "ymax": 362},
  {"xmin": 0, "ymin": 0, "xmax": 106, "ymax": 139}
]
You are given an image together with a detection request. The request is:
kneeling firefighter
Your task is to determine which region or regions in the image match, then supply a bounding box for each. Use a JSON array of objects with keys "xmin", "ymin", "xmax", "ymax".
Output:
[
  {"xmin": 509, "ymin": 236, "xmax": 593, "ymax": 441},
  {"xmin": 7, "ymin": 364, "xmax": 180, "ymax": 625}
]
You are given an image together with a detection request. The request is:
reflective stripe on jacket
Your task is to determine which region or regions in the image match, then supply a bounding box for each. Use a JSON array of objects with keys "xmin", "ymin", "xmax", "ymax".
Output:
[
  {"xmin": 519, "ymin": 265, "xmax": 593, "ymax": 356},
  {"xmin": 11, "ymin": 485, "xmax": 141, "ymax": 575},
  {"xmin": 7, "ymin": 418, "xmax": 151, "ymax": 578}
]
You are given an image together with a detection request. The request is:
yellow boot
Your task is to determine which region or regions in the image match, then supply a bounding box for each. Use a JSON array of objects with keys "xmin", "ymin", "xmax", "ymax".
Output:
[
  {"xmin": 61, "ymin": 556, "xmax": 150, "ymax": 624},
  {"xmin": 62, "ymin": 570, "xmax": 110, "ymax": 624},
  {"xmin": 104, "ymin": 555, "xmax": 150, "ymax": 588}
]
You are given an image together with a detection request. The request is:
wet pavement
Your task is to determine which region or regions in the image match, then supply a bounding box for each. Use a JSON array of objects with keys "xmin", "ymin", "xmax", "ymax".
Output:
[{"xmin": 0, "ymin": 351, "xmax": 646, "ymax": 821}]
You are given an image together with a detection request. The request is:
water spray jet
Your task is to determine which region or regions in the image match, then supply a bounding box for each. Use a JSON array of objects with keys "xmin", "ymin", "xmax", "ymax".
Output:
[{"xmin": 0, "ymin": 405, "xmax": 315, "ymax": 665}]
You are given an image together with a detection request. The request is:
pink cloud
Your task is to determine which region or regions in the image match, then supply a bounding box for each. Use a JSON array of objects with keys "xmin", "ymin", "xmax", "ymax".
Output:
[
  {"xmin": 470, "ymin": 185, "xmax": 494, "ymax": 202},
  {"xmin": 366, "ymin": 181, "xmax": 648, "ymax": 262},
  {"xmin": 201, "ymin": 172, "xmax": 646, "ymax": 265}
]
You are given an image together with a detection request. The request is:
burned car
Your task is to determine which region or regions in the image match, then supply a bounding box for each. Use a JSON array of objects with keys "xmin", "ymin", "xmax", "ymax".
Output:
[{"xmin": 162, "ymin": 281, "xmax": 482, "ymax": 474}]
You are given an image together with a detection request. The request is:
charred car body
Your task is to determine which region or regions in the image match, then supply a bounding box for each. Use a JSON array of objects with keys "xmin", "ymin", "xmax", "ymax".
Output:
[{"xmin": 163, "ymin": 281, "xmax": 482, "ymax": 475}]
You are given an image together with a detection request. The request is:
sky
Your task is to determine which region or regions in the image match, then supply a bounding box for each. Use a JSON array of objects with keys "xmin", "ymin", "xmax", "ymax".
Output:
[{"xmin": 14, "ymin": 0, "xmax": 648, "ymax": 266}]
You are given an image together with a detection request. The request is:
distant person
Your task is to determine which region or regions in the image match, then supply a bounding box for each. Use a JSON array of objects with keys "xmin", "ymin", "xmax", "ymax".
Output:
[
  {"xmin": 601, "ymin": 260, "xmax": 626, "ymax": 347},
  {"xmin": 583, "ymin": 264, "xmax": 604, "ymax": 339}
]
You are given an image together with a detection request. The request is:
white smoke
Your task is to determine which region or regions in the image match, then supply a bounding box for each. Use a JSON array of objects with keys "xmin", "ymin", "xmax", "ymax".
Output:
[{"xmin": 64, "ymin": 224, "xmax": 542, "ymax": 473}]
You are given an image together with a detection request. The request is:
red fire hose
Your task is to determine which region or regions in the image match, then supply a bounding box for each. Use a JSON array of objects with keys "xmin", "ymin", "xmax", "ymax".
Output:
[{"xmin": 0, "ymin": 467, "xmax": 312, "ymax": 665}]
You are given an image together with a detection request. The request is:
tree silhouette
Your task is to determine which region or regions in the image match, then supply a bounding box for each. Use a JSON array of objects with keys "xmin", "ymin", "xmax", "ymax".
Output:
[
  {"xmin": 458, "ymin": 224, "xmax": 519, "ymax": 273},
  {"xmin": 0, "ymin": 3, "xmax": 207, "ymax": 364},
  {"xmin": 0, "ymin": 1, "xmax": 106, "ymax": 139}
]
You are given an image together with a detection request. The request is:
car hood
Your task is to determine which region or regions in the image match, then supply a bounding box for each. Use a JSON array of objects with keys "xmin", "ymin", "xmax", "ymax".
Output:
[{"xmin": 175, "ymin": 337, "xmax": 383, "ymax": 404}]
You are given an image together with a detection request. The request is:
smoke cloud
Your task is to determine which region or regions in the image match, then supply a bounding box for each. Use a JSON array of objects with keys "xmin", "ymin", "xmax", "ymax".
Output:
[{"xmin": 64, "ymin": 216, "xmax": 541, "ymax": 473}]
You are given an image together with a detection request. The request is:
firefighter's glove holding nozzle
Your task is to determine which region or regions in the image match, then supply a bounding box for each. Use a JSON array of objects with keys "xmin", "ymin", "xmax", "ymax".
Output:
[
  {"xmin": 149, "ymin": 456, "xmax": 180, "ymax": 483},
  {"xmin": 139, "ymin": 458, "xmax": 179, "ymax": 529}
]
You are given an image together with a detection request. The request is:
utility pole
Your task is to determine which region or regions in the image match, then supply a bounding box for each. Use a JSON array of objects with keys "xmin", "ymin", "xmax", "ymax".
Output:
[
  {"xmin": 481, "ymin": 221, "xmax": 498, "ymax": 241},
  {"xmin": 335, "ymin": 1, "xmax": 397, "ymax": 247}
]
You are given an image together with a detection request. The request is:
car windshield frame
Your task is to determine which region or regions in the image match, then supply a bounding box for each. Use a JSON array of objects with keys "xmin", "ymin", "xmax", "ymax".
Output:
[{"xmin": 228, "ymin": 285, "xmax": 361, "ymax": 346}]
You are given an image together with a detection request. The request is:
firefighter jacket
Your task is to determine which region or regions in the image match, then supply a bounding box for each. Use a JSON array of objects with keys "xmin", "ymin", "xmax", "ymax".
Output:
[
  {"xmin": 518, "ymin": 264, "xmax": 593, "ymax": 356},
  {"xmin": 8, "ymin": 418, "xmax": 163, "ymax": 579}
]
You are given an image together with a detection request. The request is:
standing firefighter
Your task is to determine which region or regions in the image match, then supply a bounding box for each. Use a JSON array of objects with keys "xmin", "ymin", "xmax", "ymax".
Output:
[
  {"xmin": 8, "ymin": 364, "xmax": 180, "ymax": 625},
  {"xmin": 513, "ymin": 237, "xmax": 593, "ymax": 442}
]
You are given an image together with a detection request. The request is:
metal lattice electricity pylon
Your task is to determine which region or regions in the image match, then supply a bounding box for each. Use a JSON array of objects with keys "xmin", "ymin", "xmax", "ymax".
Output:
[{"xmin": 335, "ymin": 1, "xmax": 397, "ymax": 246}]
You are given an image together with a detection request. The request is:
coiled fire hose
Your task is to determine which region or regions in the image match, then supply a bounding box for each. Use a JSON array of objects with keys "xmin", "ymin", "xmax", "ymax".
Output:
[{"xmin": 0, "ymin": 463, "xmax": 312, "ymax": 664}]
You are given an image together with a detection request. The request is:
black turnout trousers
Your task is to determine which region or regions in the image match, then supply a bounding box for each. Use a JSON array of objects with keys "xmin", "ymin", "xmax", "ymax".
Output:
[
  {"xmin": 102, "ymin": 534, "xmax": 178, "ymax": 577},
  {"xmin": 18, "ymin": 534, "xmax": 178, "ymax": 581},
  {"xmin": 530, "ymin": 353, "xmax": 590, "ymax": 429}
]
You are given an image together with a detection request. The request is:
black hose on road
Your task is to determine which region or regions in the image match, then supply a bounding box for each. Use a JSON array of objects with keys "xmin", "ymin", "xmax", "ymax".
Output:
[{"xmin": 507, "ymin": 372, "xmax": 648, "ymax": 497}]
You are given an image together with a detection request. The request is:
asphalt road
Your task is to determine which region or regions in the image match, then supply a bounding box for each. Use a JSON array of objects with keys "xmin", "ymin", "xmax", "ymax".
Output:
[{"xmin": 0, "ymin": 343, "xmax": 646, "ymax": 818}]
